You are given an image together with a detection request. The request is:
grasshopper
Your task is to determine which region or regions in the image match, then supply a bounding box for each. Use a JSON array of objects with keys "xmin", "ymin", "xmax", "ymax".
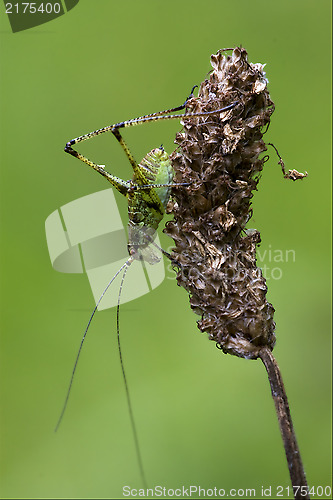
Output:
[{"xmin": 56, "ymin": 89, "xmax": 237, "ymax": 486}]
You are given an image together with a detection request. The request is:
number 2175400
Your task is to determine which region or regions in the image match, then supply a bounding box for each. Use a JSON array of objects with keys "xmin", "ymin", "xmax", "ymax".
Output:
[{"xmin": 5, "ymin": 3, "xmax": 61, "ymax": 14}]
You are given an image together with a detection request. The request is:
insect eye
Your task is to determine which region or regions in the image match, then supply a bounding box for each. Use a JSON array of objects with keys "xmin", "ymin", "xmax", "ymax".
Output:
[{"xmin": 151, "ymin": 148, "xmax": 162, "ymax": 159}]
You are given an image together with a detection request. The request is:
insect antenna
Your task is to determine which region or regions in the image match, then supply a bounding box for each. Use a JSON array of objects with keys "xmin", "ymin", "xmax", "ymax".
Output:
[
  {"xmin": 116, "ymin": 262, "xmax": 148, "ymax": 488},
  {"xmin": 54, "ymin": 258, "xmax": 133, "ymax": 433}
]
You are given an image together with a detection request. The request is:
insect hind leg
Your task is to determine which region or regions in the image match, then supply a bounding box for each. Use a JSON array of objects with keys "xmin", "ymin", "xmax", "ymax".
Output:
[
  {"xmin": 64, "ymin": 89, "xmax": 237, "ymax": 193},
  {"xmin": 64, "ymin": 86, "xmax": 196, "ymax": 153},
  {"xmin": 107, "ymin": 86, "xmax": 198, "ymax": 183}
]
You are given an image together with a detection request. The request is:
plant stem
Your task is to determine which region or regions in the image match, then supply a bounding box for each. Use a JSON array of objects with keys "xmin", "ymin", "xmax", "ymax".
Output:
[{"xmin": 259, "ymin": 347, "xmax": 310, "ymax": 500}]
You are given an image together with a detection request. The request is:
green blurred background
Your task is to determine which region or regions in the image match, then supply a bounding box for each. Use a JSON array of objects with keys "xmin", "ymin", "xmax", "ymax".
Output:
[{"xmin": 0, "ymin": 1, "xmax": 331, "ymax": 498}]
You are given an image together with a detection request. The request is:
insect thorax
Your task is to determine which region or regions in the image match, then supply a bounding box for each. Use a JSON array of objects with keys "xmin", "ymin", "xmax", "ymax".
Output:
[
  {"xmin": 139, "ymin": 148, "xmax": 174, "ymax": 208},
  {"xmin": 127, "ymin": 147, "xmax": 174, "ymax": 262},
  {"xmin": 127, "ymin": 147, "xmax": 174, "ymax": 230}
]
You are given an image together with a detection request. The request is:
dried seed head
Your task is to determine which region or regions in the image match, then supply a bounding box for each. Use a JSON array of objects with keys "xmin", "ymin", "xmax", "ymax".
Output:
[{"xmin": 164, "ymin": 47, "xmax": 277, "ymax": 359}]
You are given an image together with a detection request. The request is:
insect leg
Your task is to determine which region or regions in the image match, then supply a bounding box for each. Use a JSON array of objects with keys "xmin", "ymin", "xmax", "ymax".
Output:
[
  {"xmin": 64, "ymin": 144, "xmax": 130, "ymax": 196},
  {"xmin": 63, "ymin": 92, "xmax": 193, "ymax": 190},
  {"xmin": 111, "ymin": 101, "xmax": 238, "ymax": 136},
  {"xmin": 111, "ymin": 85, "xmax": 198, "ymax": 124},
  {"xmin": 65, "ymin": 87, "xmax": 198, "ymax": 186},
  {"xmin": 64, "ymin": 87, "xmax": 196, "ymax": 156},
  {"xmin": 129, "ymin": 182, "xmax": 190, "ymax": 191},
  {"xmin": 110, "ymin": 100, "xmax": 238, "ymax": 185},
  {"xmin": 65, "ymin": 93, "xmax": 237, "ymax": 188}
]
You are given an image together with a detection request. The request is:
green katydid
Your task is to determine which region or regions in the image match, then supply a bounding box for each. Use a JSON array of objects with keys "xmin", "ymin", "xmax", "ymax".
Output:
[{"xmin": 55, "ymin": 88, "xmax": 237, "ymax": 486}]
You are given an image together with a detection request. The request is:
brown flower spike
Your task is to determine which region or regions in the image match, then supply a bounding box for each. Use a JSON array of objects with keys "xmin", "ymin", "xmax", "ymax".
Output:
[
  {"xmin": 165, "ymin": 47, "xmax": 277, "ymax": 359},
  {"xmin": 165, "ymin": 47, "xmax": 309, "ymax": 499}
]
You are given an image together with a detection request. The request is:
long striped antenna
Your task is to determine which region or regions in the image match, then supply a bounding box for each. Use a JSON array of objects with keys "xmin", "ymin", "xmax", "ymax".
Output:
[
  {"xmin": 116, "ymin": 262, "xmax": 148, "ymax": 488},
  {"xmin": 55, "ymin": 257, "xmax": 133, "ymax": 432}
]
